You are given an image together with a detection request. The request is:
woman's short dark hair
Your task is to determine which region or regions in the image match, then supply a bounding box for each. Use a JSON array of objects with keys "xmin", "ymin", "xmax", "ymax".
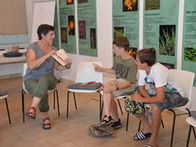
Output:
[
  {"xmin": 37, "ymin": 24, "xmax": 55, "ymax": 40},
  {"xmin": 137, "ymin": 48, "xmax": 156, "ymax": 66},
  {"xmin": 113, "ymin": 37, "xmax": 130, "ymax": 51}
]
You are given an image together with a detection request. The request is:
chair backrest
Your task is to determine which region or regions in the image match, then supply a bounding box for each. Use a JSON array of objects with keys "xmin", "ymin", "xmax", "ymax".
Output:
[
  {"xmin": 168, "ymin": 69, "xmax": 195, "ymax": 108},
  {"xmin": 23, "ymin": 63, "xmax": 27, "ymax": 77},
  {"xmin": 75, "ymin": 61, "xmax": 103, "ymax": 84},
  {"xmin": 22, "ymin": 63, "xmax": 28, "ymax": 91}
]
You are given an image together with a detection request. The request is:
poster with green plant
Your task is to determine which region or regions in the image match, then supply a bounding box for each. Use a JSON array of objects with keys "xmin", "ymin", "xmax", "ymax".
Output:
[
  {"xmin": 58, "ymin": 0, "xmax": 76, "ymax": 54},
  {"xmin": 113, "ymin": 0, "xmax": 139, "ymax": 50},
  {"xmin": 182, "ymin": 0, "xmax": 196, "ymax": 85},
  {"xmin": 77, "ymin": 0, "xmax": 97, "ymax": 57},
  {"xmin": 143, "ymin": 0, "xmax": 179, "ymax": 67}
]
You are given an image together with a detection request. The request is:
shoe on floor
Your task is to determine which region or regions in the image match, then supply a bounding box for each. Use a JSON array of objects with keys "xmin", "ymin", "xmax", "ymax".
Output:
[
  {"xmin": 133, "ymin": 131, "xmax": 151, "ymax": 140},
  {"xmin": 99, "ymin": 115, "xmax": 113, "ymax": 127},
  {"xmin": 111, "ymin": 119, "xmax": 122, "ymax": 130},
  {"xmin": 42, "ymin": 117, "xmax": 51, "ymax": 130},
  {"xmin": 26, "ymin": 107, "xmax": 36, "ymax": 119}
]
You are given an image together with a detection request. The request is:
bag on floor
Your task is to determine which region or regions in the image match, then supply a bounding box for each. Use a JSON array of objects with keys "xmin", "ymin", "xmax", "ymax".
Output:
[
  {"xmin": 124, "ymin": 96, "xmax": 144, "ymax": 116},
  {"xmin": 68, "ymin": 82, "xmax": 102, "ymax": 90},
  {"xmin": 89, "ymin": 124, "xmax": 114, "ymax": 137}
]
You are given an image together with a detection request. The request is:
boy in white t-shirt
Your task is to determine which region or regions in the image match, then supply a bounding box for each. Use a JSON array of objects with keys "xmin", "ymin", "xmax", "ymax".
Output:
[{"xmin": 131, "ymin": 48, "xmax": 183, "ymax": 147}]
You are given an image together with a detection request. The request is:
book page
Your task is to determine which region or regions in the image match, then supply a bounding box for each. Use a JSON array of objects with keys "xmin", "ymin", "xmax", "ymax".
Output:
[{"xmin": 51, "ymin": 49, "xmax": 69, "ymax": 66}]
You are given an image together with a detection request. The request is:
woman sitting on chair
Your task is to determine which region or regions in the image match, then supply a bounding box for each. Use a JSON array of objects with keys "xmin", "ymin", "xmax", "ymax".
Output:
[{"xmin": 24, "ymin": 24, "xmax": 72, "ymax": 129}]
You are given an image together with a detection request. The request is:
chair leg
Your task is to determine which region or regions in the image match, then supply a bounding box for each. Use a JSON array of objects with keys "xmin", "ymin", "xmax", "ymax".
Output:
[
  {"xmin": 55, "ymin": 89, "xmax": 60, "ymax": 116},
  {"xmin": 53, "ymin": 90, "xmax": 56, "ymax": 110},
  {"xmin": 170, "ymin": 109, "xmax": 176, "ymax": 147},
  {"xmin": 4, "ymin": 98, "xmax": 11, "ymax": 124},
  {"xmin": 100, "ymin": 99, "xmax": 104, "ymax": 120},
  {"xmin": 126, "ymin": 113, "xmax": 130, "ymax": 132},
  {"xmin": 73, "ymin": 92, "xmax": 77, "ymax": 110},
  {"xmin": 161, "ymin": 117, "xmax": 165, "ymax": 128},
  {"xmin": 138, "ymin": 121, "xmax": 141, "ymax": 132},
  {"xmin": 186, "ymin": 125, "xmax": 192, "ymax": 147},
  {"xmin": 98, "ymin": 92, "xmax": 102, "ymax": 121},
  {"xmin": 22, "ymin": 89, "xmax": 25, "ymax": 122},
  {"xmin": 67, "ymin": 91, "xmax": 70, "ymax": 118},
  {"xmin": 193, "ymin": 127, "xmax": 196, "ymax": 140},
  {"xmin": 117, "ymin": 99, "xmax": 123, "ymax": 115}
]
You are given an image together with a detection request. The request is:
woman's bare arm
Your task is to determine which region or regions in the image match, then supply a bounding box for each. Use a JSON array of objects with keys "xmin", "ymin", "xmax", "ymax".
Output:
[{"xmin": 26, "ymin": 48, "xmax": 56, "ymax": 70}]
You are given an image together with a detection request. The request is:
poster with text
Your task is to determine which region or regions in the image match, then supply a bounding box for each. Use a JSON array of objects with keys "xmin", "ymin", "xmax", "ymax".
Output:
[
  {"xmin": 182, "ymin": 0, "xmax": 196, "ymax": 85},
  {"xmin": 59, "ymin": 0, "xmax": 76, "ymax": 54},
  {"xmin": 77, "ymin": 0, "xmax": 97, "ymax": 56},
  {"xmin": 113, "ymin": 0, "xmax": 139, "ymax": 52},
  {"xmin": 143, "ymin": 0, "xmax": 179, "ymax": 67}
]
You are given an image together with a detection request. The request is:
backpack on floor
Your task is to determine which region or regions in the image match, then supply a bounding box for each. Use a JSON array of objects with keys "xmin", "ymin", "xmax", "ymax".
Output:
[
  {"xmin": 124, "ymin": 96, "xmax": 144, "ymax": 116},
  {"xmin": 89, "ymin": 123, "xmax": 114, "ymax": 137}
]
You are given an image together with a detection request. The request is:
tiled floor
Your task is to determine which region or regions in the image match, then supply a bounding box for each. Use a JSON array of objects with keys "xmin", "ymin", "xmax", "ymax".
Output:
[{"xmin": 0, "ymin": 77, "xmax": 195, "ymax": 147}]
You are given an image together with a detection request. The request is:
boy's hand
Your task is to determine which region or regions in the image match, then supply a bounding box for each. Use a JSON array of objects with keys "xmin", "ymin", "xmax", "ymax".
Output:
[
  {"xmin": 102, "ymin": 83, "xmax": 117, "ymax": 93},
  {"xmin": 92, "ymin": 63, "xmax": 102, "ymax": 72},
  {"xmin": 131, "ymin": 93, "xmax": 143, "ymax": 102}
]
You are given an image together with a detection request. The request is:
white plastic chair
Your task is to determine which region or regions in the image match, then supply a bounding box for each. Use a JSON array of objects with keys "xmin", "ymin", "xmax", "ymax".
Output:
[
  {"xmin": 21, "ymin": 63, "xmax": 60, "ymax": 122},
  {"xmin": 166, "ymin": 69, "xmax": 195, "ymax": 147},
  {"xmin": 66, "ymin": 61, "xmax": 103, "ymax": 120},
  {"xmin": 186, "ymin": 112, "xmax": 196, "ymax": 147},
  {"xmin": 0, "ymin": 91, "xmax": 11, "ymax": 124}
]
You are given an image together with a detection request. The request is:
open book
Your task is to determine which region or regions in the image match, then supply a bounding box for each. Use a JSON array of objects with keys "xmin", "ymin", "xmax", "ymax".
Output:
[{"xmin": 51, "ymin": 49, "xmax": 70, "ymax": 66}]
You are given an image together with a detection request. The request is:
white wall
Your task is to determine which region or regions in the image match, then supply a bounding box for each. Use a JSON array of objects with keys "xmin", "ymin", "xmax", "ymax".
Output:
[{"xmin": 192, "ymin": 87, "xmax": 196, "ymax": 111}]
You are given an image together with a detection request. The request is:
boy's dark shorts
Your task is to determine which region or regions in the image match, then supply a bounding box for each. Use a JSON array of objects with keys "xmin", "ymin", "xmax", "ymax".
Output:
[{"xmin": 155, "ymin": 92, "xmax": 183, "ymax": 112}]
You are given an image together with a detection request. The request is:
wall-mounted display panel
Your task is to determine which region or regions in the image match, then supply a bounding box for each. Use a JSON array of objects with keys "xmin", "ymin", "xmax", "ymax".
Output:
[
  {"xmin": 113, "ymin": 0, "xmax": 139, "ymax": 51},
  {"xmin": 59, "ymin": 0, "xmax": 76, "ymax": 54},
  {"xmin": 182, "ymin": 0, "xmax": 196, "ymax": 85},
  {"xmin": 78, "ymin": 0, "xmax": 97, "ymax": 56},
  {"xmin": 143, "ymin": 0, "xmax": 179, "ymax": 67}
]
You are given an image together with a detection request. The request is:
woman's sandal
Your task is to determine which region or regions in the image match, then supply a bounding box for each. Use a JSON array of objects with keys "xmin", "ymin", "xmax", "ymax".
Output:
[
  {"xmin": 133, "ymin": 131, "xmax": 152, "ymax": 141},
  {"xmin": 98, "ymin": 115, "xmax": 113, "ymax": 126},
  {"xmin": 26, "ymin": 107, "xmax": 36, "ymax": 119},
  {"xmin": 42, "ymin": 117, "xmax": 51, "ymax": 130}
]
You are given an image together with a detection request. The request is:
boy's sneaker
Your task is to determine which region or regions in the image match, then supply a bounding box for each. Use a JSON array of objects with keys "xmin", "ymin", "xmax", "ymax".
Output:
[
  {"xmin": 111, "ymin": 119, "xmax": 122, "ymax": 130},
  {"xmin": 98, "ymin": 115, "xmax": 113, "ymax": 127}
]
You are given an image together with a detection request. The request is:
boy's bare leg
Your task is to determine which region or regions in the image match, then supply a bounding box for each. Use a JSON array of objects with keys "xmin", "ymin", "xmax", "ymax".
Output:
[
  {"xmin": 137, "ymin": 112, "xmax": 152, "ymax": 133},
  {"xmin": 147, "ymin": 105, "xmax": 161, "ymax": 147},
  {"xmin": 109, "ymin": 99, "xmax": 119, "ymax": 121},
  {"xmin": 102, "ymin": 82, "xmax": 119, "ymax": 121},
  {"xmin": 103, "ymin": 92, "xmax": 113, "ymax": 116}
]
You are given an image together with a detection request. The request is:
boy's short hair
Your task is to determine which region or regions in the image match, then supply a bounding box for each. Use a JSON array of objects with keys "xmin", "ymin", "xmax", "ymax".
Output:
[
  {"xmin": 113, "ymin": 37, "xmax": 129, "ymax": 51},
  {"xmin": 137, "ymin": 48, "xmax": 156, "ymax": 66},
  {"xmin": 37, "ymin": 24, "xmax": 55, "ymax": 40}
]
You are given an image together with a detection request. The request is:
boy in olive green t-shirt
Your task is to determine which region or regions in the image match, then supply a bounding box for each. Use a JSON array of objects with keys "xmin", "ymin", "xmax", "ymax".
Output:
[{"xmin": 93, "ymin": 37, "xmax": 137, "ymax": 129}]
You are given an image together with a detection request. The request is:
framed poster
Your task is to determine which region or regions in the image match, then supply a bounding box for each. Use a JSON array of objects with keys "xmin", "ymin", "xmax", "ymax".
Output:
[{"xmin": 78, "ymin": 0, "xmax": 97, "ymax": 56}]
